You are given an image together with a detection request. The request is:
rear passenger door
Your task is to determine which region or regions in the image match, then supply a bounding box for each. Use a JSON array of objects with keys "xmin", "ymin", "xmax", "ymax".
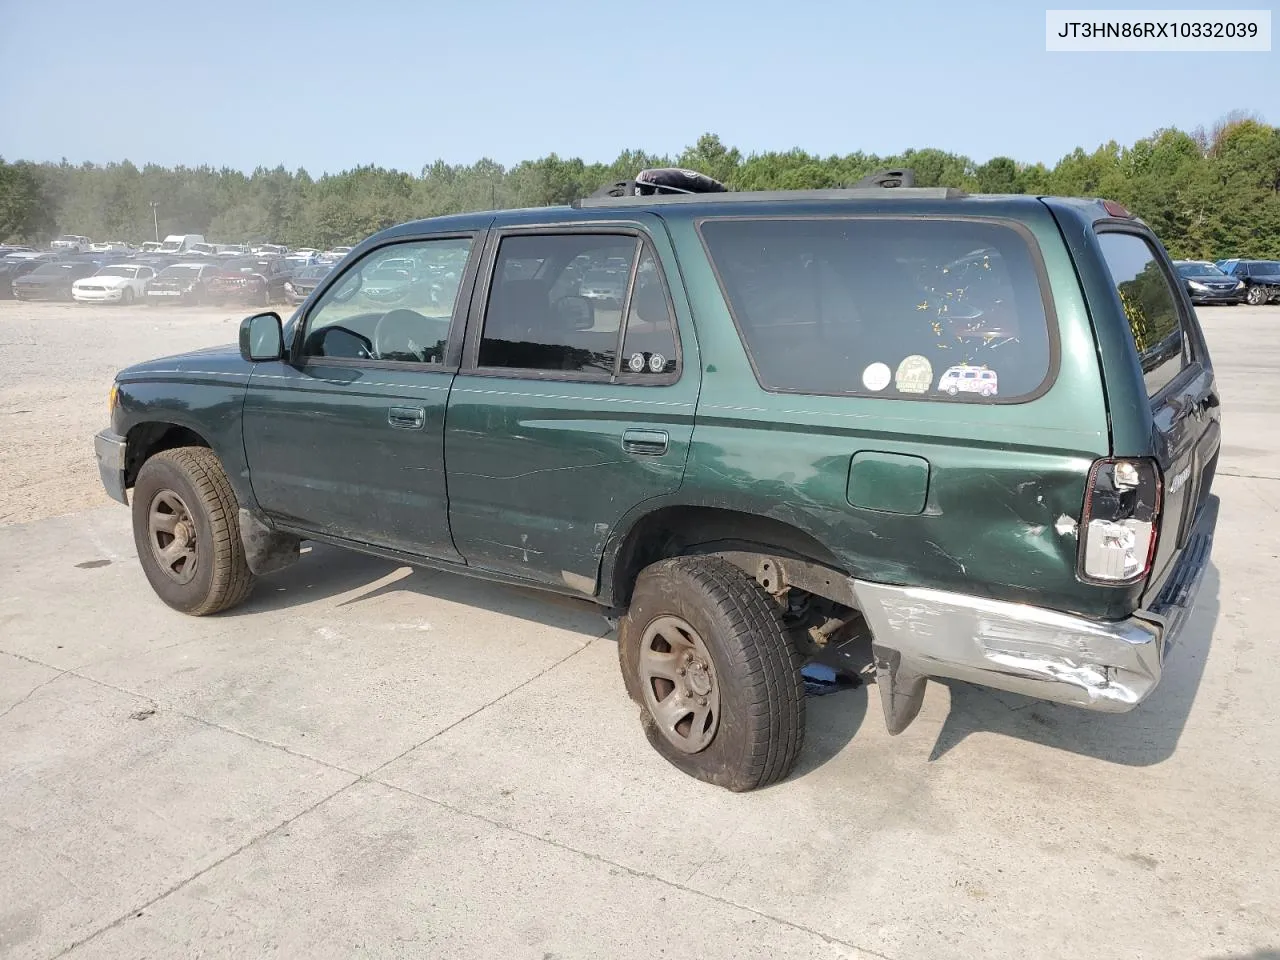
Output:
[
  {"xmin": 1095, "ymin": 229, "xmax": 1220, "ymax": 596},
  {"xmin": 444, "ymin": 219, "xmax": 700, "ymax": 593}
]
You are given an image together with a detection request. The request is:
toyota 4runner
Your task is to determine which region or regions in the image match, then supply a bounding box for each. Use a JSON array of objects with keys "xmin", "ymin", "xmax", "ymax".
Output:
[{"xmin": 94, "ymin": 169, "xmax": 1220, "ymax": 791}]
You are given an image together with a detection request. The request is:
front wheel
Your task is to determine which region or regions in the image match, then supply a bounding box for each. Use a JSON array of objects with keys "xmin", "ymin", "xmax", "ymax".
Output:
[
  {"xmin": 131, "ymin": 447, "xmax": 255, "ymax": 615},
  {"xmin": 1247, "ymin": 286, "xmax": 1266, "ymax": 305},
  {"xmin": 618, "ymin": 555, "xmax": 805, "ymax": 791}
]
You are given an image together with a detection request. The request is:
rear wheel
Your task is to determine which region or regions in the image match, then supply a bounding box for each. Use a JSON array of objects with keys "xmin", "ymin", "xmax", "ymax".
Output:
[
  {"xmin": 131, "ymin": 447, "xmax": 254, "ymax": 615},
  {"xmin": 618, "ymin": 555, "xmax": 805, "ymax": 791}
]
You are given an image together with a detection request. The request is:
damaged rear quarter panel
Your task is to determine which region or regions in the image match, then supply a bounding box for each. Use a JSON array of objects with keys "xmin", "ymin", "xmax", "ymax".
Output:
[{"xmin": 659, "ymin": 200, "xmax": 1136, "ymax": 620}]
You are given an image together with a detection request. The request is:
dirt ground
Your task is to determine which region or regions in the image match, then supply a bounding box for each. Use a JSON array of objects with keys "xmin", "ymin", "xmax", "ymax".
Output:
[{"xmin": 0, "ymin": 301, "xmax": 267, "ymax": 524}]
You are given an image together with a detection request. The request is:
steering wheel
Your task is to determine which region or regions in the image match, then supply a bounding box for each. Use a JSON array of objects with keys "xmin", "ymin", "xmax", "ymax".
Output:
[{"xmin": 372, "ymin": 308, "xmax": 428, "ymax": 362}]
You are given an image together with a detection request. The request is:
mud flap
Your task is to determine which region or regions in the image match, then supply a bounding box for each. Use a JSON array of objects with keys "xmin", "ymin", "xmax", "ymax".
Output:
[
  {"xmin": 873, "ymin": 644, "xmax": 928, "ymax": 735},
  {"xmin": 238, "ymin": 508, "xmax": 300, "ymax": 575}
]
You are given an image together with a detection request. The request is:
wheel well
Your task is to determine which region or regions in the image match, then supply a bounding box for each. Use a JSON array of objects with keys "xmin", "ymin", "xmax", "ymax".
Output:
[
  {"xmin": 124, "ymin": 423, "xmax": 211, "ymax": 488},
  {"xmin": 608, "ymin": 506, "xmax": 842, "ymax": 608}
]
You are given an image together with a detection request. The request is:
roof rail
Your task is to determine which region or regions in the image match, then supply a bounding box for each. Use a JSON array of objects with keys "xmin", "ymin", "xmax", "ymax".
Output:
[
  {"xmin": 572, "ymin": 185, "xmax": 966, "ymax": 209},
  {"xmin": 573, "ymin": 167, "xmax": 965, "ymax": 208}
]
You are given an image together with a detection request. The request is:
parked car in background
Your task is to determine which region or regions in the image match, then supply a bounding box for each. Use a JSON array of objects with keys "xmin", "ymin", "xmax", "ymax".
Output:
[
  {"xmin": 50, "ymin": 235, "xmax": 92, "ymax": 253},
  {"xmin": 0, "ymin": 245, "xmax": 36, "ymax": 257},
  {"xmin": 216, "ymin": 244, "xmax": 250, "ymax": 257},
  {"xmin": 283, "ymin": 262, "xmax": 332, "ymax": 304},
  {"xmin": 1218, "ymin": 259, "xmax": 1280, "ymax": 305},
  {"xmin": 187, "ymin": 242, "xmax": 219, "ymax": 257},
  {"xmin": 1174, "ymin": 260, "xmax": 1246, "ymax": 305},
  {"xmin": 253, "ymin": 243, "xmax": 288, "ymax": 257},
  {"xmin": 145, "ymin": 262, "xmax": 219, "ymax": 305},
  {"xmin": 158, "ymin": 234, "xmax": 207, "ymax": 256},
  {"xmin": 205, "ymin": 257, "xmax": 293, "ymax": 306},
  {"xmin": 12, "ymin": 259, "xmax": 102, "ymax": 300},
  {"xmin": 89, "ymin": 241, "xmax": 135, "ymax": 254},
  {"xmin": 320, "ymin": 246, "xmax": 353, "ymax": 263},
  {"xmin": 139, "ymin": 241, "xmax": 163, "ymax": 254},
  {"xmin": 72, "ymin": 264, "xmax": 157, "ymax": 305},
  {"xmin": 0, "ymin": 252, "xmax": 58, "ymax": 298},
  {"xmin": 579, "ymin": 269, "xmax": 626, "ymax": 306}
]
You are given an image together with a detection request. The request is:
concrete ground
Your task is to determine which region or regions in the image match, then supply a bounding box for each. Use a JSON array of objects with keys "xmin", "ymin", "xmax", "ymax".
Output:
[{"xmin": 1, "ymin": 300, "xmax": 1277, "ymax": 960}]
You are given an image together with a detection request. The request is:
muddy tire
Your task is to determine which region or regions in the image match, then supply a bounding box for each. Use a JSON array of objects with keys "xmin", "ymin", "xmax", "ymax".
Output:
[
  {"xmin": 131, "ymin": 446, "xmax": 254, "ymax": 615},
  {"xmin": 618, "ymin": 555, "xmax": 805, "ymax": 791}
]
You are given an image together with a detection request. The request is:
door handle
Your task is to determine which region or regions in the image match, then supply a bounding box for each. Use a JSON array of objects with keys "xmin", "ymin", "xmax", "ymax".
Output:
[
  {"xmin": 622, "ymin": 428, "xmax": 669, "ymax": 456},
  {"xmin": 388, "ymin": 405, "xmax": 425, "ymax": 430}
]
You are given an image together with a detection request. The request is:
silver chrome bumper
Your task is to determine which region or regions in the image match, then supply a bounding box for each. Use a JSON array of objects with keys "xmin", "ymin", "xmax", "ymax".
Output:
[
  {"xmin": 94, "ymin": 430, "xmax": 128, "ymax": 505},
  {"xmin": 855, "ymin": 499, "xmax": 1216, "ymax": 733}
]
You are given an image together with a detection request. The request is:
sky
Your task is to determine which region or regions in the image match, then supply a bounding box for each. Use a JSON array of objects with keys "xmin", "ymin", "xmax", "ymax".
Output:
[{"xmin": 1, "ymin": 0, "xmax": 1275, "ymax": 175}]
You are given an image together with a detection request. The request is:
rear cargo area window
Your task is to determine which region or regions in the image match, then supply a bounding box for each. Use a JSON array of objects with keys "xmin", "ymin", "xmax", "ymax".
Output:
[
  {"xmin": 1096, "ymin": 231, "xmax": 1186, "ymax": 397},
  {"xmin": 699, "ymin": 218, "xmax": 1053, "ymax": 401}
]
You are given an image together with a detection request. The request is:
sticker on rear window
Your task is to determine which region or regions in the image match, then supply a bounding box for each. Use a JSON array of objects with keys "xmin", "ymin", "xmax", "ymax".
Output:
[
  {"xmin": 862, "ymin": 362, "xmax": 891, "ymax": 392},
  {"xmin": 937, "ymin": 364, "xmax": 998, "ymax": 397},
  {"xmin": 894, "ymin": 355, "xmax": 933, "ymax": 394}
]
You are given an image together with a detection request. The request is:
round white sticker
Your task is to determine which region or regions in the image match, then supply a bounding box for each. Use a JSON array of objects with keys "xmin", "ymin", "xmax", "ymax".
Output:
[
  {"xmin": 862, "ymin": 362, "xmax": 892, "ymax": 392},
  {"xmin": 648, "ymin": 353, "xmax": 666, "ymax": 373},
  {"xmin": 628, "ymin": 352, "xmax": 646, "ymax": 373}
]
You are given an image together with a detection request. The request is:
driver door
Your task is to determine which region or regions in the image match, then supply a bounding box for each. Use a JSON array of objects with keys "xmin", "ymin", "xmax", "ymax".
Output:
[{"xmin": 241, "ymin": 230, "xmax": 485, "ymax": 559}]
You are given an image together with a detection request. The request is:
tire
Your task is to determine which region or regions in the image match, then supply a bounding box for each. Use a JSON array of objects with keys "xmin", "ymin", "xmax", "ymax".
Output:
[
  {"xmin": 618, "ymin": 555, "xmax": 804, "ymax": 791},
  {"xmin": 1247, "ymin": 286, "xmax": 1266, "ymax": 305},
  {"xmin": 121, "ymin": 288, "xmax": 134, "ymax": 306},
  {"xmin": 131, "ymin": 446, "xmax": 255, "ymax": 615}
]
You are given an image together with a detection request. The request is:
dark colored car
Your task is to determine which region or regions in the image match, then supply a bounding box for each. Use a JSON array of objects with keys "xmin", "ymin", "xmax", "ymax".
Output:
[
  {"xmin": 11, "ymin": 259, "xmax": 102, "ymax": 300},
  {"xmin": 145, "ymin": 263, "xmax": 220, "ymax": 305},
  {"xmin": 0, "ymin": 253, "xmax": 58, "ymax": 299},
  {"xmin": 96, "ymin": 173, "xmax": 1219, "ymax": 792},
  {"xmin": 1218, "ymin": 259, "xmax": 1280, "ymax": 305},
  {"xmin": 205, "ymin": 258, "xmax": 293, "ymax": 306},
  {"xmin": 283, "ymin": 263, "xmax": 332, "ymax": 304},
  {"xmin": 1174, "ymin": 260, "xmax": 1246, "ymax": 305}
]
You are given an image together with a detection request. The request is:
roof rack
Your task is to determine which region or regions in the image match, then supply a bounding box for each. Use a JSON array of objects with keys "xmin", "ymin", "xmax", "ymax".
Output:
[{"xmin": 572, "ymin": 166, "xmax": 966, "ymax": 208}]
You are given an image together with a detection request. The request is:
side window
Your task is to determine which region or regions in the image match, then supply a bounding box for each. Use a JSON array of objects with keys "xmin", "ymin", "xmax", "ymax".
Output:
[
  {"xmin": 302, "ymin": 237, "xmax": 472, "ymax": 365},
  {"xmin": 619, "ymin": 248, "xmax": 678, "ymax": 375},
  {"xmin": 1096, "ymin": 231, "xmax": 1186, "ymax": 397},
  {"xmin": 478, "ymin": 233, "xmax": 637, "ymax": 375}
]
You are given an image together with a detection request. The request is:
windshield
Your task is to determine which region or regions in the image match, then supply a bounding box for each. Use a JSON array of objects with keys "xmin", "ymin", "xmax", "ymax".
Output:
[
  {"xmin": 297, "ymin": 266, "xmax": 328, "ymax": 279},
  {"xmin": 159, "ymin": 266, "xmax": 201, "ymax": 278},
  {"xmin": 159, "ymin": 242, "xmax": 182, "ymax": 253},
  {"xmin": 1177, "ymin": 263, "xmax": 1226, "ymax": 278},
  {"xmin": 30, "ymin": 263, "xmax": 71, "ymax": 277},
  {"xmin": 94, "ymin": 266, "xmax": 136, "ymax": 278}
]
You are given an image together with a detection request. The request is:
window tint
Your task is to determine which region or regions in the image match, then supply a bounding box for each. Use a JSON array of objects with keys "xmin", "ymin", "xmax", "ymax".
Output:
[
  {"xmin": 479, "ymin": 233, "xmax": 638, "ymax": 375},
  {"xmin": 699, "ymin": 218, "xmax": 1052, "ymax": 400},
  {"xmin": 1096, "ymin": 231, "xmax": 1185, "ymax": 397},
  {"xmin": 302, "ymin": 237, "xmax": 472, "ymax": 364},
  {"xmin": 619, "ymin": 248, "xmax": 678, "ymax": 375}
]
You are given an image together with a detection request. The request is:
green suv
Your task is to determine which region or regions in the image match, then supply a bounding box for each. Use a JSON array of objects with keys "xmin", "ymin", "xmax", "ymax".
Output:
[{"xmin": 94, "ymin": 171, "xmax": 1220, "ymax": 791}]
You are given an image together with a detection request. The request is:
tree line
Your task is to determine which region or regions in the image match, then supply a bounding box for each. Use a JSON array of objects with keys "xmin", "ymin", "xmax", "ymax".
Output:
[{"xmin": 2, "ymin": 114, "xmax": 1278, "ymax": 260}]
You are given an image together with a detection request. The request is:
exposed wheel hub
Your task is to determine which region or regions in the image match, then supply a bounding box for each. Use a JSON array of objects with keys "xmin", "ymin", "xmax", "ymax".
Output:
[
  {"xmin": 148, "ymin": 489, "xmax": 199, "ymax": 585},
  {"xmin": 637, "ymin": 615, "xmax": 721, "ymax": 754}
]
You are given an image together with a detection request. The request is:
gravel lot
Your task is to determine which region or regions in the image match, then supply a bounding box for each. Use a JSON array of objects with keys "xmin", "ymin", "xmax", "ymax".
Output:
[{"xmin": 0, "ymin": 299, "xmax": 1277, "ymax": 959}]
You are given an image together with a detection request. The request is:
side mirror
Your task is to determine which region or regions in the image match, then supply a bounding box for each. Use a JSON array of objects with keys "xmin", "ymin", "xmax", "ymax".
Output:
[
  {"xmin": 556, "ymin": 295, "xmax": 595, "ymax": 331},
  {"xmin": 239, "ymin": 312, "xmax": 285, "ymax": 362}
]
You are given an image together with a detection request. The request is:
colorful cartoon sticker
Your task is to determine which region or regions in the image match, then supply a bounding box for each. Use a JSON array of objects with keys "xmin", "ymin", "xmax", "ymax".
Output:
[
  {"xmin": 648, "ymin": 353, "xmax": 666, "ymax": 373},
  {"xmin": 862, "ymin": 362, "xmax": 891, "ymax": 392},
  {"xmin": 628, "ymin": 352, "xmax": 646, "ymax": 373},
  {"xmin": 937, "ymin": 364, "xmax": 998, "ymax": 398},
  {"xmin": 894, "ymin": 355, "xmax": 933, "ymax": 394}
]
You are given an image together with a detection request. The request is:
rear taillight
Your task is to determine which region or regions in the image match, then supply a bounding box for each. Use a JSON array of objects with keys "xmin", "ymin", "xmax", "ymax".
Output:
[{"xmin": 1080, "ymin": 458, "xmax": 1161, "ymax": 583}]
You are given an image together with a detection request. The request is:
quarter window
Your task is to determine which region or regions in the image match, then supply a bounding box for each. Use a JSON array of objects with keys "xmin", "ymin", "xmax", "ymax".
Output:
[
  {"xmin": 478, "ymin": 233, "xmax": 679, "ymax": 379},
  {"xmin": 302, "ymin": 238, "xmax": 472, "ymax": 364},
  {"xmin": 1096, "ymin": 232, "xmax": 1186, "ymax": 397}
]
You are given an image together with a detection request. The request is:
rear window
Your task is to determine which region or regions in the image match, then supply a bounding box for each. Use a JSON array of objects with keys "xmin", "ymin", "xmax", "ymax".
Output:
[
  {"xmin": 698, "ymin": 217, "xmax": 1054, "ymax": 402},
  {"xmin": 1096, "ymin": 231, "xmax": 1186, "ymax": 397}
]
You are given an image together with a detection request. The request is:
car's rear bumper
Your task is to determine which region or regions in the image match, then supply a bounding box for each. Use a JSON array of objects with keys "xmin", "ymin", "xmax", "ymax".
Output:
[
  {"xmin": 855, "ymin": 498, "xmax": 1217, "ymax": 730},
  {"xmin": 94, "ymin": 429, "xmax": 128, "ymax": 505}
]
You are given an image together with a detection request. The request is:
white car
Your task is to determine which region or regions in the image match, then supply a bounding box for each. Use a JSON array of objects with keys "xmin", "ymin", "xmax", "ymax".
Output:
[
  {"xmin": 320, "ymin": 245, "xmax": 353, "ymax": 263},
  {"xmin": 89, "ymin": 241, "xmax": 135, "ymax": 254},
  {"xmin": 72, "ymin": 264, "xmax": 157, "ymax": 305},
  {"xmin": 50, "ymin": 235, "xmax": 92, "ymax": 253}
]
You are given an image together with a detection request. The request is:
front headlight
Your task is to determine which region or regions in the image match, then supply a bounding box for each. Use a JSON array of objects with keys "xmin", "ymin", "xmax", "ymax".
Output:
[
  {"xmin": 1188, "ymin": 280, "xmax": 1208, "ymax": 290},
  {"xmin": 1236, "ymin": 280, "xmax": 1246, "ymax": 289}
]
